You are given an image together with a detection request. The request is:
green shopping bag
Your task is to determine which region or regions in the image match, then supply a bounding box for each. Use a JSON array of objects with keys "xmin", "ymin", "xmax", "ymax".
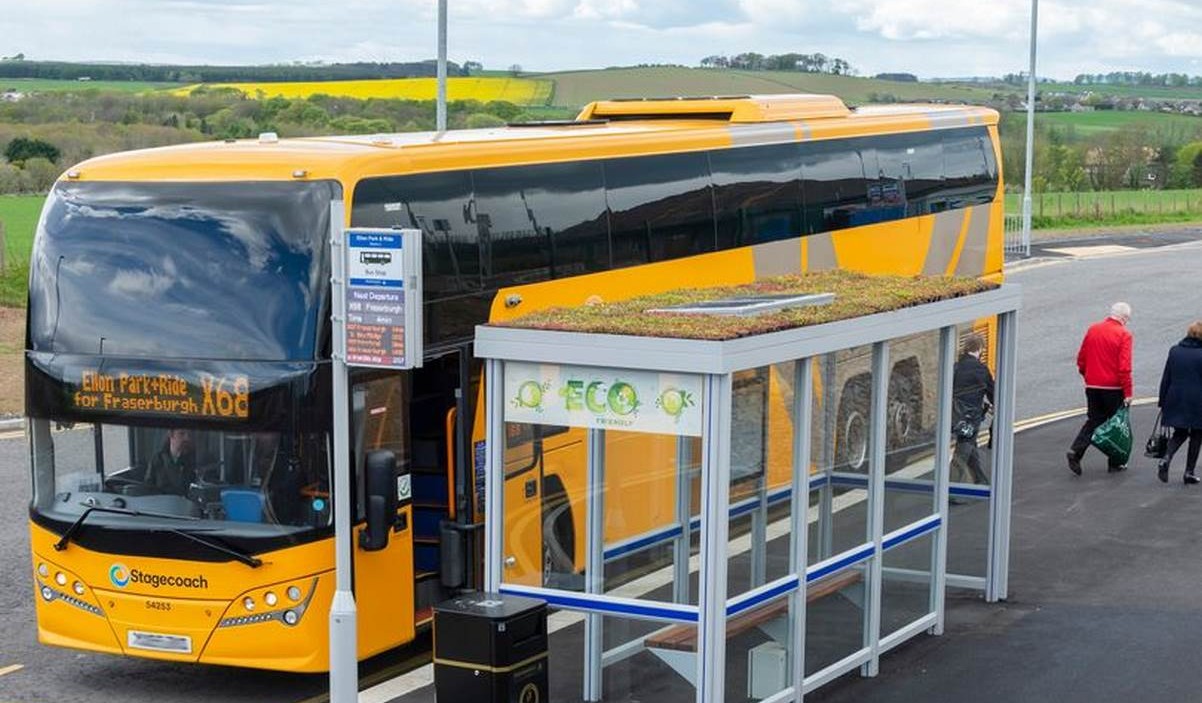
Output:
[{"xmin": 1091, "ymin": 406, "xmax": 1133, "ymax": 465}]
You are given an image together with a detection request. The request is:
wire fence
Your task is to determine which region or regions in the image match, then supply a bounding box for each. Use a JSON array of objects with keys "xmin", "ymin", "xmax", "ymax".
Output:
[{"xmin": 1003, "ymin": 188, "xmax": 1202, "ymax": 220}]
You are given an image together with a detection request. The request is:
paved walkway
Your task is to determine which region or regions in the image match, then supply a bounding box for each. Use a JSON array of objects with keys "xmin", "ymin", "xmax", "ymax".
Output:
[
  {"xmin": 388, "ymin": 406, "xmax": 1197, "ymax": 702},
  {"xmin": 814, "ymin": 404, "xmax": 1195, "ymax": 703}
]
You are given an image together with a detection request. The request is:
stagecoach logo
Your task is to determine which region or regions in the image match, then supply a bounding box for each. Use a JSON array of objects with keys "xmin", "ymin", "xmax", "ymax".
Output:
[
  {"xmin": 108, "ymin": 563, "xmax": 209, "ymax": 590},
  {"xmin": 109, "ymin": 563, "xmax": 131, "ymax": 588}
]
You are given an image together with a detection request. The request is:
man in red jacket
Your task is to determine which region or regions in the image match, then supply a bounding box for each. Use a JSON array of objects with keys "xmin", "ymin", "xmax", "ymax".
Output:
[{"xmin": 1067, "ymin": 302, "xmax": 1134, "ymax": 475}]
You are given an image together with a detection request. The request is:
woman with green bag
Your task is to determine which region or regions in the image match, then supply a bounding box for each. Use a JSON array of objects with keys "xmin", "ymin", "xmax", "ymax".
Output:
[{"xmin": 1156, "ymin": 321, "xmax": 1202, "ymax": 484}]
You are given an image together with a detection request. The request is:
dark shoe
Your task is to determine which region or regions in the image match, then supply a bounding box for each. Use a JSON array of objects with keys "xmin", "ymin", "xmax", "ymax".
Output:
[
  {"xmin": 1158, "ymin": 461, "xmax": 1169, "ymax": 483},
  {"xmin": 1185, "ymin": 472, "xmax": 1200, "ymax": 485},
  {"xmin": 1066, "ymin": 452, "xmax": 1083, "ymax": 476},
  {"xmin": 1108, "ymin": 464, "xmax": 1128, "ymax": 473}
]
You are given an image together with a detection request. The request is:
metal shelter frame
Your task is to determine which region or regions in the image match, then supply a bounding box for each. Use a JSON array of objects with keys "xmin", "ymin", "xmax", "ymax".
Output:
[{"xmin": 476, "ymin": 284, "xmax": 1021, "ymax": 703}]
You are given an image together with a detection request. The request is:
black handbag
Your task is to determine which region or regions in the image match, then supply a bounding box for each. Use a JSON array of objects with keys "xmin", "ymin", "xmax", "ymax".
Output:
[{"xmin": 1145, "ymin": 411, "xmax": 1171, "ymax": 459}]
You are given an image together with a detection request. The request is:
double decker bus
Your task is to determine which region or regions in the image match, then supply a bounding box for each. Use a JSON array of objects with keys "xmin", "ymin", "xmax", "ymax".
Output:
[{"xmin": 26, "ymin": 94, "xmax": 1002, "ymax": 671}]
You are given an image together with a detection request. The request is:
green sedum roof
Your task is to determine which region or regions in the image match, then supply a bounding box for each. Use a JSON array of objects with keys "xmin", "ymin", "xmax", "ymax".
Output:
[{"xmin": 497, "ymin": 271, "xmax": 998, "ymax": 341}]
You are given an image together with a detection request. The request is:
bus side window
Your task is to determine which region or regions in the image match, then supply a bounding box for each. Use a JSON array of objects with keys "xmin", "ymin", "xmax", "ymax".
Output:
[
  {"xmin": 473, "ymin": 162, "xmax": 610, "ymax": 286},
  {"xmin": 352, "ymin": 172, "xmax": 479, "ymax": 299},
  {"xmin": 604, "ymin": 152, "xmax": 715, "ymax": 266},
  {"xmin": 875, "ymin": 132, "xmax": 944, "ymax": 218},
  {"xmin": 942, "ymin": 130, "xmax": 997, "ymax": 209},
  {"xmin": 801, "ymin": 138, "xmax": 870, "ymax": 234},
  {"xmin": 710, "ymin": 142, "xmax": 804, "ymax": 250}
]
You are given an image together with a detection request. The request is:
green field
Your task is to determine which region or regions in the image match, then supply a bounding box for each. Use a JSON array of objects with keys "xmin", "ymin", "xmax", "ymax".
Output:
[
  {"xmin": 0, "ymin": 77, "xmax": 181, "ymax": 93},
  {"xmin": 538, "ymin": 66, "xmax": 997, "ymax": 108},
  {"xmin": 1038, "ymin": 81, "xmax": 1202, "ymax": 100},
  {"xmin": 0, "ymin": 195, "xmax": 42, "ymax": 307},
  {"xmin": 1035, "ymin": 110, "xmax": 1202, "ymax": 136}
]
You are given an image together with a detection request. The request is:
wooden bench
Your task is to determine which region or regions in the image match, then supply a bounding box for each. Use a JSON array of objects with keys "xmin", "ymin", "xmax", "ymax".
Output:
[{"xmin": 645, "ymin": 569, "xmax": 864, "ymax": 653}]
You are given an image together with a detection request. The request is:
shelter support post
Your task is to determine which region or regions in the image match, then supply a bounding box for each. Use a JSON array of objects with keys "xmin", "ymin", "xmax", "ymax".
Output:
[
  {"xmin": 697, "ymin": 373, "xmax": 732, "ymax": 703},
  {"xmin": 584, "ymin": 429, "xmax": 606, "ymax": 702},
  {"xmin": 819, "ymin": 354, "xmax": 837, "ymax": 560},
  {"xmin": 931, "ymin": 326, "xmax": 956, "ymax": 635},
  {"xmin": 789, "ymin": 359, "xmax": 814, "ymax": 701},
  {"xmin": 484, "ymin": 359, "xmax": 504, "ymax": 593},
  {"xmin": 862, "ymin": 342, "xmax": 889, "ymax": 678},
  {"xmin": 675, "ymin": 436, "xmax": 692, "ymax": 605},
  {"xmin": 987, "ymin": 311, "xmax": 1018, "ymax": 602}
]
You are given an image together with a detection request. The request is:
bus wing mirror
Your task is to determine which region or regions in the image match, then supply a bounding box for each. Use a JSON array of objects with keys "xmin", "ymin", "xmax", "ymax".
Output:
[{"xmin": 359, "ymin": 450, "xmax": 398, "ymax": 552}]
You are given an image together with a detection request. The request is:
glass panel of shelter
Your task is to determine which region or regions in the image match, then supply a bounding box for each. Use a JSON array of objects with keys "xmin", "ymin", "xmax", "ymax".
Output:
[{"xmin": 491, "ymin": 325, "xmax": 1005, "ymax": 701}]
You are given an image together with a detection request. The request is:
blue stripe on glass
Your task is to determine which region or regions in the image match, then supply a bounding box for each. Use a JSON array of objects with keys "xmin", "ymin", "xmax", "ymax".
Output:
[
  {"xmin": 806, "ymin": 544, "xmax": 875, "ymax": 583},
  {"xmin": 726, "ymin": 576, "xmax": 800, "ymax": 617},
  {"xmin": 882, "ymin": 516, "xmax": 942, "ymax": 551},
  {"xmin": 604, "ymin": 525, "xmax": 683, "ymax": 561},
  {"xmin": 498, "ymin": 587, "xmax": 699, "ymax": 623},
  {"xmin": 949, "ymin": 485, "xmax": 991, "ymax": 498}
]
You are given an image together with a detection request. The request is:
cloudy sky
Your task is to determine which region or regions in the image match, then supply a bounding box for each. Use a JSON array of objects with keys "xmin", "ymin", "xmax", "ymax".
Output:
[{"xmin": 5, "ymin": 0, "xmax": 1202, "ymax": 79}]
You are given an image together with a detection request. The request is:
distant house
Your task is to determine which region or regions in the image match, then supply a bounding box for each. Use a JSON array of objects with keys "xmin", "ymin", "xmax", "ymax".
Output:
[
  {"xmin": 77, "ymin": 76, "xmax": 91, "ymax": 82},
  {"xmin": 1, "ymin": 90, "xmax": 24, "ymax": 102}
]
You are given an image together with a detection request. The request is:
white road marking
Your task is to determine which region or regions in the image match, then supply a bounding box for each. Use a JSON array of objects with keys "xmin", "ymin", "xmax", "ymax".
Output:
[
  {"xmin": 1044, "ymin": 244, "xmax": 1136, "ymax": 258},
  {"xmin": 0, "ymin": 664, "xmax": 24, "ymax": 677}
]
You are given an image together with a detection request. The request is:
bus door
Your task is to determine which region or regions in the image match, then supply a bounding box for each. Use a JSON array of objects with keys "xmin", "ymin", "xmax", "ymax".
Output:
[
  {"xmin": 350, "ymin": 372, "xmax": 416, "ymax": 656},
  {"xmin": 404, "ymin": 352, "xmax": 467, "ymax": 623}
]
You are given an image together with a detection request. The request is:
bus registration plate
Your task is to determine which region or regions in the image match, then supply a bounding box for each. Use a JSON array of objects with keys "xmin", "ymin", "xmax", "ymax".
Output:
[{"xmin": 127, "ymin": 629, "xmax": 192, "ymax": 654}]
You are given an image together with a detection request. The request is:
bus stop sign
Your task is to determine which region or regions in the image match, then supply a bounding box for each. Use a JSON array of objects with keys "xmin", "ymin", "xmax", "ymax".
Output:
[{"xmin": 343, "ymin": 228, "xmax": 422, "ymax": 369}]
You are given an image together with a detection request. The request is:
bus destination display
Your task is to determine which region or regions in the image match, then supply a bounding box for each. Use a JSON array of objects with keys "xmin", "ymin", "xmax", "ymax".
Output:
[
  {"xmin": 344, "ymin": 229, "xmax": 422, "ymax": 369},
  {"xmin": 71, "ymin": 370, "xmax": 250, "ymax": 419}
]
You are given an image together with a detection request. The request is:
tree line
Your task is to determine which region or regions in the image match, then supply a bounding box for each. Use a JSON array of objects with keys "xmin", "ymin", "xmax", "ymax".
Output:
[
  {"xmin": 1072, "ymin": 72, "xmax": 1202, "ymax": 88},
  {"xmin": 0, "ymin": 59, "xmax": 466, "ymax": 84},
  {"xmin": 699, "ymin": 52, "xmax": 854, "ymax": 75}
]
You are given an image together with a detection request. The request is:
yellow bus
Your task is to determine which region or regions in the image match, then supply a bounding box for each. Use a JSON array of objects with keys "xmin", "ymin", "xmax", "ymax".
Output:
[{"xmin": 26, "ymin": 94, "xmax": 1002, "ymax": 671}]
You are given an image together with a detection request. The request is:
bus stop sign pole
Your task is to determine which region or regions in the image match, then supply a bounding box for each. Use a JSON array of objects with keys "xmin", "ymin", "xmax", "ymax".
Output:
[
  {"xmin": 328, "ymin": 205, "xmax": 357, "ymax": 703},
  {"xmin": 329, "ymin": 223, "xmax": 423, "ymax": 703}
]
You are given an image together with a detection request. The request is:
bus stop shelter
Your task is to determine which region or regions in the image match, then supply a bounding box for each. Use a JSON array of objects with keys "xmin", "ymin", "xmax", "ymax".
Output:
[{"xmin": 474, "ymin": 280, "xmax": 1021, "ymax": 703}]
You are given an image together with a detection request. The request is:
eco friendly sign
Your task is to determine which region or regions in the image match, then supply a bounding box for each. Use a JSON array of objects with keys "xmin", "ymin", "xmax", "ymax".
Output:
[
  {"xmin": 344, "ymin": 228, "xmax": 422, "ymax": 369},
  {"xmin": 504, "ymin": 362, "xmax": 703, "ymax": 436}
]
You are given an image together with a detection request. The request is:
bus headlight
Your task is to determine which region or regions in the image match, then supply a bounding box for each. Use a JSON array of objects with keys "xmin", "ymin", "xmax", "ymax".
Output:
[
  {"xmin": 264, "ymin": 591, "xmax": 278, "ymax": 607},
  {"xmin": 38, "ymin": 563, "xmax": 49, "ymax": 578},
  {"xmin": 283, "ymin": 610, "xmax": 299, "ymax": 626},
  {"xmin": 55, "ymin": 572, "xmax": 67, "ymax": 586},
  {"xmin": 40, "ymin": 586, "xmax": 54, "ymax": 601},
  {"xmin": 73, "ymin": 581, "xmax": 85, "ymax": 596},
  {"xmin": 243, "ymin": 597, "xmax": 255, "ymax": 612},
  {"xmin": 287, "ymin": 586, "xmax": 301, "ymax": 602}
]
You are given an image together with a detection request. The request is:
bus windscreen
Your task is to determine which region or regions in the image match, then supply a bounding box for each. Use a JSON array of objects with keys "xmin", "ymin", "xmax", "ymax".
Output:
[{"xmin": 28, "ymin": 181, "xmax": 336, "ymax": 361}]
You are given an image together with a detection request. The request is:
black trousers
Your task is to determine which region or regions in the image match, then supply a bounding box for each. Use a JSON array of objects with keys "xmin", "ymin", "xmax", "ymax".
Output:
[
  {"xmin": 1069, "ymin": 388, "xmax": 1126, "ymax": 468},
  {"xmin": 952, "ymin": 437, "xmax": 990, "ymax": 484},
  {"xmin": 1165, "ymin": 427, "xmax": 1202, "ymax": 472}
]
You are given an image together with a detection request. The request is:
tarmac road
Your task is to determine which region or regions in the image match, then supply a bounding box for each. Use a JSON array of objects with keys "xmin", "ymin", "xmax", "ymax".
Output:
[{"xmin": 0, "ymin": 228, "xmax": 1200, "ymax": 702}]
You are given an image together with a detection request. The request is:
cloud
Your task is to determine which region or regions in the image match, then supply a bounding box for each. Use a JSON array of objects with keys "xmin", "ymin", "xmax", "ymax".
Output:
[{"xmin": 6, "ymin": 0, "xmax": 1202, "ymax": 79}]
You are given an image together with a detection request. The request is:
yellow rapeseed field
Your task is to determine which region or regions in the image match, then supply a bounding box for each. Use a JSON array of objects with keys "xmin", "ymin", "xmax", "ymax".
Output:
[{"xmin": 177, "ymin": 77, "xmax": 552, "ymax": 105}]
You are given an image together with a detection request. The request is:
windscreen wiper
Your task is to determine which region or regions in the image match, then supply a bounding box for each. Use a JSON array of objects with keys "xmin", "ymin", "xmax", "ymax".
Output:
[
  {"xmin": 162, "ymin": 528, "xmax": 262, "ymax": 568},
  {"xmin": 54, "ymin": 504, "xmax": 199, "ymax": 552}
]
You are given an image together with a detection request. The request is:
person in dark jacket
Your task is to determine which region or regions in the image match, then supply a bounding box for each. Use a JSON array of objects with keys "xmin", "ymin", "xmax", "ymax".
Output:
[
  {"xmin": 1067, "ymin": 302, "xmax": 1133, "ymax": 475},
  {"xmin": 951, "ymin": 334, "xmax": 994, "ymax": 485},
  {"xmin": 1156, "ymin": 321, "xmax": 1202, "ymax": 484}
]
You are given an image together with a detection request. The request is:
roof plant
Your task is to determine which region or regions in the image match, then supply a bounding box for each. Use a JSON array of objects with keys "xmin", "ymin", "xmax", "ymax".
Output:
[{"xmin": 497, "ymin": 271, "xmax": 998, "ymax": 341}]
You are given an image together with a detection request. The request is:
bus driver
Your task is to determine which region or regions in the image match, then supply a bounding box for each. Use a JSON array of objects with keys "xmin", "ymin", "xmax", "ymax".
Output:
[{"xmin": 147, "ymin": 428, "xmax": 196, "ymax": 495}]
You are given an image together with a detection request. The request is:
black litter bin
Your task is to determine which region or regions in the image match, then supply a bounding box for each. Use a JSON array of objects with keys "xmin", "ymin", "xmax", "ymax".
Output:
[{"xmin": 433, "ymin": 592, "xmax": 548, "ymax": 703}]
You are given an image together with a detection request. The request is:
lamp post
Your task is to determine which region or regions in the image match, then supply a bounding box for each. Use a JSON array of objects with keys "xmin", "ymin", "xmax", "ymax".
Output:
[
  {"xmin": 436, "ymin": 0, "xmax": 447, "ymax": 132},
  {"xmin": 1021, "ymin": 0, "xmax": 1038, "ymax": 257}
]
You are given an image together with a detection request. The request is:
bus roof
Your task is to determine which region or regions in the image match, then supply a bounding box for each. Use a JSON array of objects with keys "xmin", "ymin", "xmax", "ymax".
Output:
[{"xmin": 63, "ymin": 95, "xmax": 999, "ymax": 185}]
